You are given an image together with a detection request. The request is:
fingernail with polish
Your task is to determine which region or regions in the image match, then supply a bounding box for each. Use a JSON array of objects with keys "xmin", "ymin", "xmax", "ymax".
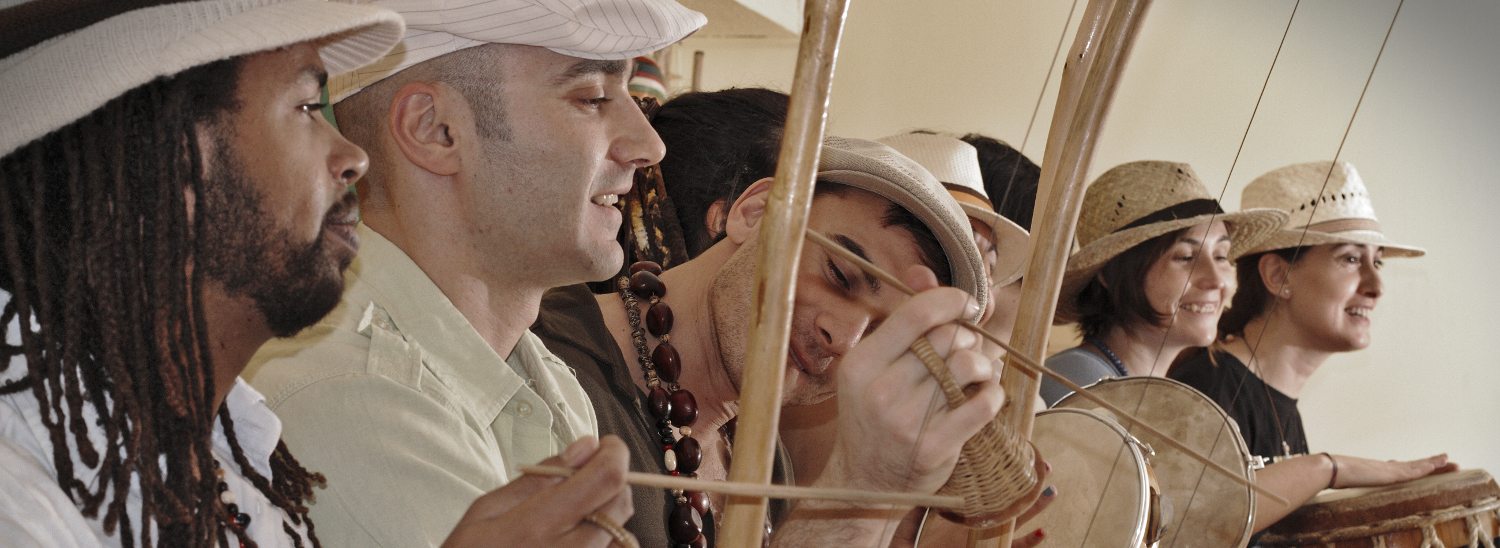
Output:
[
  {"xmin": 1034, "ymin": 529, "xmax": 1046, "ymax": 539},
  {"xmin": 1042, "ymin": 486, "xmax": 1055, "ymax": 498}
]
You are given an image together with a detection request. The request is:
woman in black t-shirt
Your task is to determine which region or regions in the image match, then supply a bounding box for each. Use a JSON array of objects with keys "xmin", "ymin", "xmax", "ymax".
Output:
[{"xmin": 1169, "ymin": 161, "xmax": 1455, "ymax": 530}]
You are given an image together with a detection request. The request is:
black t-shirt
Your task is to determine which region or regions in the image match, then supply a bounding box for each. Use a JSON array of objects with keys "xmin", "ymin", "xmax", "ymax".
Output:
[{"xmin": 1170, "ymin": 349, "xmax": 1308, "ymax": 460}]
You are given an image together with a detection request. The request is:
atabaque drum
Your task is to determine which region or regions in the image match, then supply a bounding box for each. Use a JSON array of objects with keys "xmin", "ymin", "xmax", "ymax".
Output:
[
  {"xmin": 1055, "ymin": 376, "xmax": 1257, "ymax": 548},
  {"xmin": 1027, "ymin": 407, "xmax": 1157, "ymax": 548},
  {"xmin": 1260, "ymin": 469, "xmax": 1500, "ymax": 548}
]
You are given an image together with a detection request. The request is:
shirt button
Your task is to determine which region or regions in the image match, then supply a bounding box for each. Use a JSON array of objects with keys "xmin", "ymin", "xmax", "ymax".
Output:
[
  {"xmin": 516, "ymin": 401, "xmax": 533, "ymax": 418},
  {"xmin": 373, "ymin": 317, "xmax": 392, "ymax": 330}
]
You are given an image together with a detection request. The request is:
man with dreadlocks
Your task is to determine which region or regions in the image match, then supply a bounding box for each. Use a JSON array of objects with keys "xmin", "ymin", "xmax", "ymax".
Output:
[
  {"xmin": 0, "ymin": 1, "xmax": 401, "ymax": 546},
  {"xmin": 0, "ymin": 1, "xmax": 638, "ymax": 548},
  {"xmin": 241, "ymin": 0, "xmax": 705, "ymax": 547}
]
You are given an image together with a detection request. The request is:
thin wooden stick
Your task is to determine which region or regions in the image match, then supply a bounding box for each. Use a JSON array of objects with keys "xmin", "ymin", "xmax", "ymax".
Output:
[
  {"xmin": 804, "ymin": 229, "xmax": 1287, "ymax": 506},
  {"xmin": 520, "ymin": 464, "xmax": 966, "ymax": 509},
  {"xmin": 717, "ymin": 0, "xmax": 849, "ymax": 544}
]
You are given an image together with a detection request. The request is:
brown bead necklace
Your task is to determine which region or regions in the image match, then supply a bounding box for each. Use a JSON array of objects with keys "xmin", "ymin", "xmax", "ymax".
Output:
[{"xmin": 618, "ymin": 261, "xmax": 710, "ymax": 547}]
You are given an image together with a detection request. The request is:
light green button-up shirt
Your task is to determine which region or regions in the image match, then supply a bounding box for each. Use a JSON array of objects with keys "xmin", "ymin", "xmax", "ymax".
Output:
[{"xmin": 245, "ymin": 224, "xmax": 597, "ymax": 548}]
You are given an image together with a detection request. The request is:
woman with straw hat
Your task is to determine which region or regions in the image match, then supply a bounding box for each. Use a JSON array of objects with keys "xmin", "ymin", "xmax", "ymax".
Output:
[
  {"xmin": 1169, "ymin": 161, "xmax": 1455, "ymax": 491},
  {"xmin": 1038, "ymin": 160, "xmax": 1289, "ymax": 406},
  {"xmin": 1042, "ymin": 160, "xmax": 1454, "ymax": 532}
]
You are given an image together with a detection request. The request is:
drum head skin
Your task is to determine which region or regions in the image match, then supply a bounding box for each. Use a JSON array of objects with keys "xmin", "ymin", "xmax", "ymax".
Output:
[
  {"xmin": 1056, "ymin": 376, "xmax": 1257, "ymax": 548},
  {"xmin": 1029, "ymin": 408, "xmax": 1151, "ymax": 548}
]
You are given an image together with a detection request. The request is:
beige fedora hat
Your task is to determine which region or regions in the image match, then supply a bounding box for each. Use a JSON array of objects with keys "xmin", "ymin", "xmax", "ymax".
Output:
[
  {"xmin": 819, "ymin": 136, "xmax": 989, "ymax": 320},
  {"xmin": 328, "ymin": 0, "xmax": 706, "ymax": 102},
  {"xmin": 1055, "ymin": 160, "xmax": 1289, "ymax": 323},
  {"xmin": 0, "ymin": 0, "xmax": 405, "ymax": 158},
  {"xmin": 876, "ymin": 133, "xmax": 1031, "ymax": 287},
  {"xmin": 1241, "ymin": 161, "xmax": 1424, "ymax": 258}
]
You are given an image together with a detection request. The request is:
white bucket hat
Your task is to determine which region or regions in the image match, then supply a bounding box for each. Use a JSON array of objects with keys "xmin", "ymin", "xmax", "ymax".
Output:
[
  {"xmin": 328, "ymin": 0, "xmax": 707, "ymax": 102},
  {"xmin": 876, "ymin": 133, "xmax": 1032, "ymax": 287},
  {"xmin": 818, "ymin": 136, "xmax": 989, "ymax": 319},
  {"xmin": 0, "ymin": 0, "xmax": 405, "ymax": 158},
  {"xmin": 1055, "ymin": 160, "xmax": 1289, "ymax": 323},
  {"xmin": 1241, "ymin": 161, "xmax": 1424, "ymax": 258}
]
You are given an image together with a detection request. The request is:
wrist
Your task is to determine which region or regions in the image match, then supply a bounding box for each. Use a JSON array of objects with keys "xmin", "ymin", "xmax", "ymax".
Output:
[{"xmin": 1322, "ymin": 452, "xmax": 1339, "ymax": 489}]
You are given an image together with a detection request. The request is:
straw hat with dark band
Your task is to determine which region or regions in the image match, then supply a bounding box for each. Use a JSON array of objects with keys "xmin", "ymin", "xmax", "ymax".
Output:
[
  {"xmin": 819, "ymin": 136, "xmax": 988, "ymax": 319},
  {"xmin": 0, "ymin": 0, "xmax": 406, "ymax": 158},
  {"xmin": 1241, "ymin": 160, "xmax": 1424, "ymax": 258},
  {"xmin": 1055, "ymin": 160, "xmax": 1288, "ymax": 323},
  {"xmin": 876, "ymin": 133, "xmax": 1031, "ymax": 287}
]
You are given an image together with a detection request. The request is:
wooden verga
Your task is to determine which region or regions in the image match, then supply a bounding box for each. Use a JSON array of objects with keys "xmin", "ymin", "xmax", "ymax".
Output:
[{"xmin": 714, "ymin": 1, "xmax": 1154, "ymax": 547}]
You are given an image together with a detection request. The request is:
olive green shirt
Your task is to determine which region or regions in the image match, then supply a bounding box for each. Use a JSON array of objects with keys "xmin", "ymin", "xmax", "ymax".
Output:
[{"xmin": 245, "ymin": 224, "xmax": 597, "ymax": 548}]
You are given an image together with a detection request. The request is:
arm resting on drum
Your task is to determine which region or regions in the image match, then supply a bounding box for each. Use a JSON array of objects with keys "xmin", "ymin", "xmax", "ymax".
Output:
[{"xmin": 1252, "ymin": 453, "xmax": 1457, "ymax": 532}]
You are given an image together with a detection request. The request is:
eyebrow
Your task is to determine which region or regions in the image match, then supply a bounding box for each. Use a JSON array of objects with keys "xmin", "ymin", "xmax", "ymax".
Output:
[
  {"xmin": 298, "ymin": 64, "xmax": 329, "ymax": 90},
  {"xmin": 832, "ymin": 234, "xmax": 882, "ymax": 294},
  {"xmin": 552, "ymin": 59, "xmax": 629, "ymax": 86}
]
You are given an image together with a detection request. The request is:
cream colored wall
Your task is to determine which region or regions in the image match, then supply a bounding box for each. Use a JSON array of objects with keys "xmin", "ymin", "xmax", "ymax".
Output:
[{"xmin": 675, "ymin": 0, "xmax": 1500, "ymax": 475}]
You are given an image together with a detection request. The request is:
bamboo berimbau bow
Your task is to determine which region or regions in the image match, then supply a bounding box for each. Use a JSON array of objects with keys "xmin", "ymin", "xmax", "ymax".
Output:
[
  {"xmin": 714, "ymin": 0, "xmax": 851, "ymax": 545},
  {"xmin": 719, "ymin": 1, "xmax": 1156, "ymax": 547}
]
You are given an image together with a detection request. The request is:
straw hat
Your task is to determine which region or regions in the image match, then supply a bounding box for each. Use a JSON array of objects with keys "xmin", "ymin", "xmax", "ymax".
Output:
[
  {"xmin": 819, "ymin": 136, "xmax": 989, "ymax": 319},
  {"xmin": 0, "ymin": 0, "xmax": 405, "ymax": 158},
  {"xmin": 1241, "ymin": 161, "xmax": 1424, "ymax": 257},
  {"xmin": 328, "ymin": 0, "xmax": 706, "ymax": 102},
  {"xmin": 1055, "ymin": 160, "xmax": 1288, "ymax": 323},
  {"xmin": 876, "ymin": 133, "xmax": 1031, "ymax": 287}
]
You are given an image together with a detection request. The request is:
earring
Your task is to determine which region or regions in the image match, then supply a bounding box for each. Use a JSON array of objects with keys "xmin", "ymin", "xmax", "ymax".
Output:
[{"xmin": 1281, "ymin": 288, "xmax": 1291, "ymax": 297}]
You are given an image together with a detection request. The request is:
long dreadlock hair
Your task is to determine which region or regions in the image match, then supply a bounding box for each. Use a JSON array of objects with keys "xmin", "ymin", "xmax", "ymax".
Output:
[{"xmin": 0, "ymin": 55, "xmax": 324, "ymax": 548}]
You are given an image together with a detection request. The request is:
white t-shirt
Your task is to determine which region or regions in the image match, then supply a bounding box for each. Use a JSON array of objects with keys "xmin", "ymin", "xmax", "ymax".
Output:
[{"xmin": 0, "ymin": 317, "xmax": 311, "ymax": 548}]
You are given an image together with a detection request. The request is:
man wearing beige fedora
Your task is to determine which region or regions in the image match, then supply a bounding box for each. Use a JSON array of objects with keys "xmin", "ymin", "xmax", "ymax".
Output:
[
  {"xmin": 243, "ymin": 0, "xmax": 706, "ymax": 547},
  {"xmin": 0, "ymin": 1, "xmax": 409, "ymax": 547},
  {"xmin": 534, "ymin": 136, "xmax": 1011, "ymax": 547}
]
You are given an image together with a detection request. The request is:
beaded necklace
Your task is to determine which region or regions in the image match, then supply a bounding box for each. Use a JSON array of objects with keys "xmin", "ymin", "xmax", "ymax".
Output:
[
  {"xmin": 1085, "ymin": 336, "xmax": 1130, "ymax": 377},
  {"xmin": 213, "ymin": 459, "xmax": 251, "ymax": 548},
  {"xmin": 618, "ymin": 261, "xmax": 710, "ymax": 547}
]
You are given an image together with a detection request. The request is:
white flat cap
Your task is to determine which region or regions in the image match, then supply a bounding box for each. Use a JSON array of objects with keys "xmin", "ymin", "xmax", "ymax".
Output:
[{"xmin": 329, "ymin": 0, "xmax": 706, "ymax": 102}]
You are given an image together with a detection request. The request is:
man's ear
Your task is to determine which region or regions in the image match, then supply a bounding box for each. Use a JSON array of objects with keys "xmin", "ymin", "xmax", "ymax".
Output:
[
  {"xmin": 1259, "ymin": 253, "xmax": 1291, "ymax": 298},
  {"xmin": 389, "ymin": 82, "xmax": 462, "ymax": 176},
  {"xmin": 702, "ymin": 198, "xmax": 730, "ymax": 242},
  {"xmin": 723, "ymin": 177, "xmax": 776, "ymax": 245}
]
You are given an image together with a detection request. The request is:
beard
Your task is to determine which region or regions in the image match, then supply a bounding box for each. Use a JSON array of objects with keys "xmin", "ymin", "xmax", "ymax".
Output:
[{"xmin": 197, "ymin": 142, "xmax": 355, "ymax": 338}]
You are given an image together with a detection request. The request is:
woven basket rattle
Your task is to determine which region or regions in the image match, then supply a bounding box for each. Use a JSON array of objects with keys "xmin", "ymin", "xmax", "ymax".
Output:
[{"xmin": 910, "ymin": 337, "xmax": 1046, "ymax": 527}]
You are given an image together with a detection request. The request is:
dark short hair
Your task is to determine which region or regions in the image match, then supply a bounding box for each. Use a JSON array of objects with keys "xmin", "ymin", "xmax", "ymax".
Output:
[
  {"xmin": 960, "ymin": 133, "xmax": 1040, "ymax": 231},
  {"xmin": 1073, "ymin": 229, "xmax": 1184, "ymax": 339},
  {"xmin": 814, "ymin": 181, "xmax": 951, "ymax": 287},
  {"xmin": 653, "ymin": 88, "xmax": 790, "ymax": 256},
  {"xmin": 1218, "ymin": 246, "xmax": 1312, "ymax": 338}
]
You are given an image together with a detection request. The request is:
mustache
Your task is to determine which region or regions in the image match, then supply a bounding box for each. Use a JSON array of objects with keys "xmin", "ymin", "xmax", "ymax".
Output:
[{"xmin": 322, "ymin": 191, "xmax": 359, "ymax": 226}]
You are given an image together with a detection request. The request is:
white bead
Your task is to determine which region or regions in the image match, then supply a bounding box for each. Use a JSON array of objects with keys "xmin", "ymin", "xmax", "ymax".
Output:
[
  {"xmin": 664, "ymin": 448, "xmax": 677, "ymax": 471},
  {"xmin": 678, "ymin": 426, "xmax": 692, "ymax": 437},
  {"xmin": 220, "ymin": 490, "xmax": 235, "ymax": 505}
]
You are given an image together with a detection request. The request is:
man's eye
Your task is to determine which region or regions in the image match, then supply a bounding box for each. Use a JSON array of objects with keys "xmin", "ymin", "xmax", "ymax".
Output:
[
  {"xmin": 582, "ymin": 97, "xmax": 610, "ymax": 107},
  {"xmin": 300, "ymin": 102, "xmax": 329, "ymax": 115},
  {"xmin": 827, "ymin": 259, "xmax": 850, "ymax": 290}
]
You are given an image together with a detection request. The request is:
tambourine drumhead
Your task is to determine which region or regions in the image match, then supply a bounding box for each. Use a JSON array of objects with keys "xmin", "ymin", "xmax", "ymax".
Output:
[
  {"xmin": 1261, "ymin": 469, "xmax": 1500, "ymax": 548},
  {"xmin": 1028, "ymin": 408, "xmax": 1151, "ymax": 548},
  {"xmin": 1055, "ymin": 376, "xmax": 1256, "ymax": 548}
]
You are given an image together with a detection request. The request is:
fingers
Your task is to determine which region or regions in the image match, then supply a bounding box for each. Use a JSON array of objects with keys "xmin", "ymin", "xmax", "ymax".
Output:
[
  {"xmin": 1015, "ymin": 484, "xmax": 1056, "ymax": 526},
  {"xmin": 538, "ymin": 436, "xmax": 632, "ymax": 525},
  {"xmin": 1011, "ymin": 528, "xmax": 1047, "ymax": 548},
  {"xmin": 567, "ymin": 484, "xmax": 638, "ymax": 548}
]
